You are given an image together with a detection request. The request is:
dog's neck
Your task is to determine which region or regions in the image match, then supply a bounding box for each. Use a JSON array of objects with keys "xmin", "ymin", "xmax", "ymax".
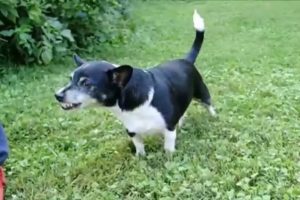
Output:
[{"xmin": 117, "ymin": 69, "xmax": 153, "ymax": 111}]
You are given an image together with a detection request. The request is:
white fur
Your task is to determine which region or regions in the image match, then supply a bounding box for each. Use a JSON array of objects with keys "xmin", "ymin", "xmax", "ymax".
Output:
[
  {"xmin": 207, "ymin": 105, "xmax": 217, "ymax": 117},
  {"xmin": 109, "ymin": 88, "xmax": 166, "ymax": 135},
  {"xmin": 193, "ymin": 10, "xmax": 205, "ymax": 32},
  {"xmin": 109, "ymin": 88, "xmax": 168, "ymax": 155},
  {"xmin": 78, "ymin": 77, "xmax": 87, "ymax": 84},
  {"xmin": 56, "ymin": 85, "xmax": 67, "ymax": 95},
  {"xmin": 65, "ymin": 89, "xmax": 98, "ymax": 108},
  {"xmin": 132, "ymin": 135, "xmax": 145, "ymax": 156},
  {"xmin": 101, "ymin": 94, "xmax": 107, "ymax": 100},
  {"xmin": 163, "ymin": 129, "xmax": 176, "ymax": 153},
  {"xmin": 56, "ymin": 72, "xmax": 98, "ymax": 108}
]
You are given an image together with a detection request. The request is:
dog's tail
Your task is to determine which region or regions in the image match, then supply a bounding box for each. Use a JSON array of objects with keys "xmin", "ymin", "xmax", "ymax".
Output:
[{"xmin": 185, "ymin": 10, "xmax": 205, "ymax": 64}]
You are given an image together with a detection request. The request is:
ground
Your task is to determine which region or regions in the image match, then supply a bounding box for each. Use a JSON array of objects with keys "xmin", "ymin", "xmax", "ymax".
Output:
[{"xmin": 1, "ymin": 1, "xmax": 300, "ymax": 199}]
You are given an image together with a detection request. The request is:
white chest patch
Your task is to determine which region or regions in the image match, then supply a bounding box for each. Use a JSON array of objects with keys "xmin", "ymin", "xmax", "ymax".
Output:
[{"xmin": 109, "ymin": 88, "xmax": 166, "ymax": 135}]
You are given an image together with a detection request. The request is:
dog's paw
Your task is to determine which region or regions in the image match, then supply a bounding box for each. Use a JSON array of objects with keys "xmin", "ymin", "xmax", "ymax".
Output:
[
  {"xmin": 164, "ymin": 147, "xmax": 175, "ymax": 154},
  {"xmin": 135, "ymin": 150, "xmax": 146, "ymax": 157},
  {"xmin": 208, "ymin": 105, "xmax": 217, "ymax": 117}
]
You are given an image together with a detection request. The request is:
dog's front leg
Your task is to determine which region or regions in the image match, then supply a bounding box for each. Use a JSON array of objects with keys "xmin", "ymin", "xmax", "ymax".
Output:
[
  {"xmin": 163, "ymin": 129, "xmax": 176, "ymax": 153},
  {"xmin": 131, "ymin": 134, "xmax": 146, "ymax": 156}
]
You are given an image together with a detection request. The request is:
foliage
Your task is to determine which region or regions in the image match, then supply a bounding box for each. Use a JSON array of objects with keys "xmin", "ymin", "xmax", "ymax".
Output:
[
  {"xmin": 1, "ymin": 1, "xmax": 300, "ymax": 199},
  {"xmin": 0, "ymin": 0, "xmax": 130, "ymax": 64}
]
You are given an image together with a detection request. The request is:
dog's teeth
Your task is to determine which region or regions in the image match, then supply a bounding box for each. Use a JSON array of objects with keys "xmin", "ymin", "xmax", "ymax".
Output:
[
  {"xmin": 64, "ymin": 103, "xmax": 73, "ymax": 108},
  {"xmin": 61, "ymin": 103, "xmax": 68, "ymax": 108},
  {"xmin": 60, "ymin": 102, "xmax": 77, "ymax": 109}
]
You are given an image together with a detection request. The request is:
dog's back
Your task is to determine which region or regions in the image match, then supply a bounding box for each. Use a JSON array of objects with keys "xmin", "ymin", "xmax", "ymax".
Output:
[{"xmin": 148, "ymin": 59, "xmax": 196, "ymax": 130}]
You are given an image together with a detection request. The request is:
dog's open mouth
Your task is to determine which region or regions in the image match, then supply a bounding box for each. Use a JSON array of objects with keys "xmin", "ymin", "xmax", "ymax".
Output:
[{"xmin": 60, "ymin": 103, "xmax": 81, "ymax": 110}]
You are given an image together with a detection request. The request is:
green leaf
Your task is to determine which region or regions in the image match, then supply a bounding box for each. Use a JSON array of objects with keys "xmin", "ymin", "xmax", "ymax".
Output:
[
  {"xmin": 7, "ymin": 7, "xmax": 18, "ymax": 22},
  {"xmin": 0, "ymin": 29, "xmax": 14, "ymax": 37},
  {"xmin": 19, "ymin": 32, "xmax": 30, "ymax": 42},
  {"xmin": 0, "ymin": 9, "xmax": 8, "ymax": 17},
  {"xmin": 61, "ymin": 29, "xmax": 75, "ymax": 42},
  {"xmin": 262, "ymin": 195, "xmax": 271, "ymax": 200},
  {"xmin": 55, "ymin": 46, "xmax": 67, "ymax": 53},
  {"xmin": 0, "ymin": 7, "xmax": 18, "ymax": 23},
  {"xmin": 41, "ymin": 48, "xmax": 53, "ymax": 64},
  {"xmin": 48, "ymin": 18, "xmax": 63, "ymax": 30},
  {"xmin": 29, "ymin": 6, "xmax": 42, "ymax": 24}
]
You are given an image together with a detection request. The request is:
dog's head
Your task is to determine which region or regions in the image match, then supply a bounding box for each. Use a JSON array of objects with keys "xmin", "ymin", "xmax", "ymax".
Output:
[{"xmin": 54, "ymin": 55, "xmax": 133, "ymax": 110}]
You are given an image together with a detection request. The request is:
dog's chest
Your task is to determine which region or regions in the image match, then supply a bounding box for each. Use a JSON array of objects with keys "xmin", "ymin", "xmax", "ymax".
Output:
[{"xmin": 110, "ymin": 104, "xmax": 166, "ymax": 135}]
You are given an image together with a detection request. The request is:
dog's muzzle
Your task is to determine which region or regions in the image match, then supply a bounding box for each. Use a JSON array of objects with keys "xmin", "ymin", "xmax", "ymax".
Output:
[{"xmin": 54, "ymin": 92, "xmax": 81, "ymax": 110}]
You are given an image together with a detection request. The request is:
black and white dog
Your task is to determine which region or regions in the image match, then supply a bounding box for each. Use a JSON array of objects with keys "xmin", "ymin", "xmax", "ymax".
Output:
[{"xmin": 54, "ymin": 10, "xmax": 216, "ymax": 156}]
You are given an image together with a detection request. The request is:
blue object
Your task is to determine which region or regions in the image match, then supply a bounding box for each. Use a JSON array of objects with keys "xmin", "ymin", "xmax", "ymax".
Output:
[{"xmin": 0, "ymin": 124, "xmax": 9, "ymax": 165}]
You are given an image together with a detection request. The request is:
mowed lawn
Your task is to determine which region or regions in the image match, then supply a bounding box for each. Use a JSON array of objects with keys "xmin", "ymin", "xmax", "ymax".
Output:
[{"xmin": 1, "ymin": 1, "xmax": 300, "ymax": 199}]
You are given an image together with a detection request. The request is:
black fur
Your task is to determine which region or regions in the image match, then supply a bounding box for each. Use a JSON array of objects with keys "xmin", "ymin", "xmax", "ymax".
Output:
[
  {"xmin": 115, "ymin": 59, "xmax": 211, "ymax": 131},
  {"xmin": 55, "ymin": 12, "xmax": 213, "ymax": 133},
  {"xmin": 126, "ymin": 130, "xmax": 136, "ymax": 137},
  {"xmin": 185, "ymin": 30, "xmax": 204, "ymax": 64},
  {"xmin": 71, "ymin": 61, "xmax": 120, "ymax": 107}
]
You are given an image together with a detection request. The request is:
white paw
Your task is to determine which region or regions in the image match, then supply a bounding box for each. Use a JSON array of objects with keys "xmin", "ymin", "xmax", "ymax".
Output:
[
  {"xmin": 208, "ymin": 105, "xmax": 217, "ymax": 117},
  {"xmin": 135, "ymin": 149, "xmax": 146, "ymax": 156},
  {"xmin": 164, "ymin": 147, "xmax": 175, "ymax": 154},
  {"xmin": 163, "ymin": 129, "xmax": 176, "ymax": 154}
]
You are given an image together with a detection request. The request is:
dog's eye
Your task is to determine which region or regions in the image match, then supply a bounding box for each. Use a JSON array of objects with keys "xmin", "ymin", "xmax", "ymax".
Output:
[
  {"xmin": 81, "ymin": 79, "xmax": 92, "ymax": 87},
  {"xmin": 83, "ymin": 81, "xmax": 89, "ymax": 86}
]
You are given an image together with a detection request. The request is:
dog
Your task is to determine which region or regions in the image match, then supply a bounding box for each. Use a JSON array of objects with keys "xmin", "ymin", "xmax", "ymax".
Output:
[{"xmin": 54, "ymin": 10, "xmax": 216, "ymax": 156}]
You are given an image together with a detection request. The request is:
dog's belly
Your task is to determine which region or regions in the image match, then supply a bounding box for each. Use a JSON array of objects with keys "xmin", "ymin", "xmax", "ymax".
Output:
[{"xmin": 110, "ymin": 104, "xmax": 166, "ymax": 135}]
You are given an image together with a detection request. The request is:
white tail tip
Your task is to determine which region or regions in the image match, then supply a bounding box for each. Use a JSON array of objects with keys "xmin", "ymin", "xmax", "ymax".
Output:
[{"xmin": 193, "ymin": 9, "xmax": 205, "ymax": 31}]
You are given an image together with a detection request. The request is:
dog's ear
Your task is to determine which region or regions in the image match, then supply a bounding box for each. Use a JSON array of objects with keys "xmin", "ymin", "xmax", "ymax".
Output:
[
  {"xmin": 73, "ymin": 54, "xmax": 86, "ymax": 66},
  {"xmin": 107, "ymin": 65, "xmax": 133, "ymax": 88}
]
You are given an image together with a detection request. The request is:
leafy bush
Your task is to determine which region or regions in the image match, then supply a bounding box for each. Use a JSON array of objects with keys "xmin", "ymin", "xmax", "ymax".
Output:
[{"xmin": 0, "ymin": 0, "xmax": 130, "ymax": 64}]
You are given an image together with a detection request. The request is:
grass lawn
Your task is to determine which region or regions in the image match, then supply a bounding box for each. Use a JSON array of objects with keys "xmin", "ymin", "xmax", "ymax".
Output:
[{"xmin": 1, "ymin": 1, "xmax": 300, "ymax": 199}]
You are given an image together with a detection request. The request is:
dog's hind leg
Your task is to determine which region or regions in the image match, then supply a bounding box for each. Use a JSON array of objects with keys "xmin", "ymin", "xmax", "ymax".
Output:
[{"xmin": 193, "ymin": 73, "xmax": 216, "ymax": 117}]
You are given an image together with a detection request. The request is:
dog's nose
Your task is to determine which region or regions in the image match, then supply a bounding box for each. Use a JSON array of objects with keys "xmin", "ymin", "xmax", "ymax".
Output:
[{"xmin": 55, "ymin": 93, "xmax": 64, "ymax": 102}]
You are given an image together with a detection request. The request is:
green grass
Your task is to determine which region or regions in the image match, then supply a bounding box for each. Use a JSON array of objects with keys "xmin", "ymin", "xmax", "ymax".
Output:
[{"xmin": 1, "ymin": 1, "xmax": 300, "ymax": 199}]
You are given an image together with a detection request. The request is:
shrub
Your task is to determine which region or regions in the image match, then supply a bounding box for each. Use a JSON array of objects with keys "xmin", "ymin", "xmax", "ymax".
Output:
[{"xmin": 0, "ymin": 0, "xmax": 130, "ymax": 64}]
